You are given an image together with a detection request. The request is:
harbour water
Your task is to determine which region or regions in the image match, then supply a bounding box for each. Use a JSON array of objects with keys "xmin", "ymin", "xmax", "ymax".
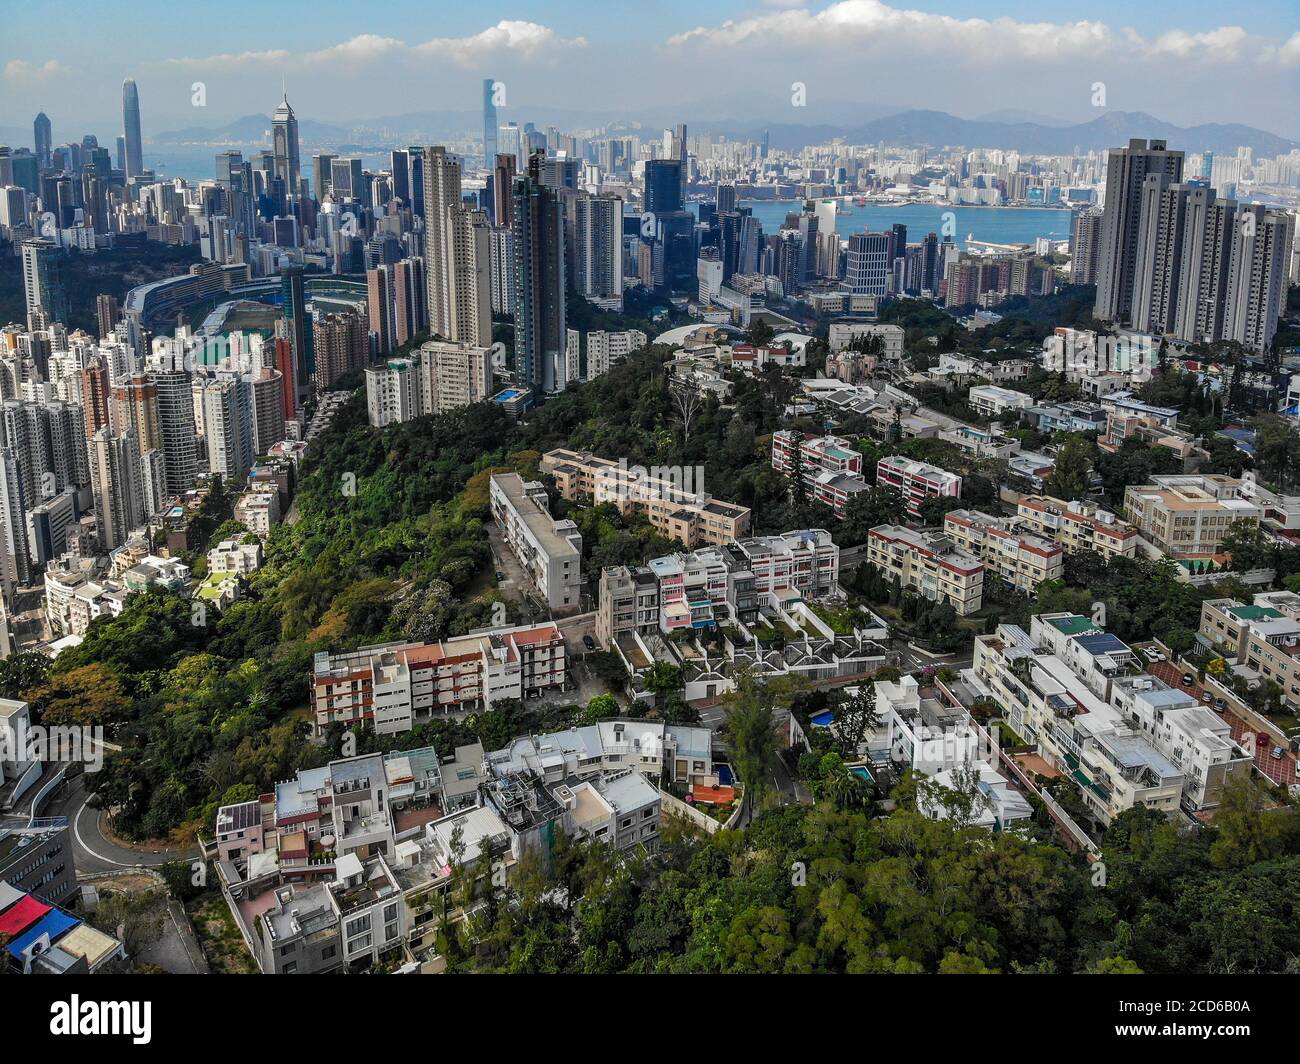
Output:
[{"xmin": 733, "ymin": 200, "xmax": 1074, "ymax": 249}]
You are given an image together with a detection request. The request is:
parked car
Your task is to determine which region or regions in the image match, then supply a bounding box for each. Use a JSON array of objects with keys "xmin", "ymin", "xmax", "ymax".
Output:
[
  {"xmin": 1258, "ymin": 732, "xmax": 1271, "ymax": 745},
  {"xmin": 1272, "ymin": 746, "xmax": 1285, "ymax": 760},
  {"xmin": 1182, "ymin": 673, "xmax": 1195, "ymax": 685},
  {"xmin": 582, "ymin": 634, "xmax": 595, "ymax": 650},
  {"xmin": 1215, "ymin": 699, "xmax": 1226, "ymax": 711},
  {"xmin": 1201, "ymin": 691, "xmax": 1213, "ymax": 704}
]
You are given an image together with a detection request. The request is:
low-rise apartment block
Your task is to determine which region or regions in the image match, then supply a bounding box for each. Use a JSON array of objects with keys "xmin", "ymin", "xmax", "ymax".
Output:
[
  {"xmin": 1122, "ymin": 475, "xmax": 1262, "ymax": 558},
  {"xmin": 1109, "ymin": 674, "xmax": 1252, "ymax": 810},
  {"xmin": 973, "ymin": 621, "xmax": 1184, "ymax": 824},
  {"xmin": 234, "ymin": 485, "xmax": 281, "ymax": 538},
  {"xmin": 1199, "ymin": 595, "xmax": 1300, "ymax": 711},
  {"xmin": 0, "ymin": 819, "xmax": 77, "ymax": 907},
  {"xmin": 598, "ymin": 529, "xmax": 841, "ymax": 645},
  {"xmin": 212, "ymin": 723, "xmax": 706, "ymax": 972},
  {"xmin": 876, "ymin": 454, "xmax": 961, "ymax": 519},
  {"xmin": 207, "ymin": 536, "xmax": 263, "ymax": 576},
  {"xmin": 866, "ymin": 524, "xmax": 984, "ymax": 615},
  {"xmin": 585, "ymin": 329, "xmax": 648, "ymax": 380},
  {"xmin": 771, "ymin": 430, "xmax": 868, "ymax": 517},
  {"xmin": 967, "ymin": 384, "xmax": 1034, "ymax": 419},
  {"xmin": 488, "ymin": 473, "xmax": 582, "ymax": 609},
  {"xmin": 1014, "ymin": 495, "xmax": 1138, "ymax": 559},
  {"xmin": 942, "ymin": 509, "xmax": 1063, "ymax": 592},
  {"xmin": 310, "ymin": 621, "xmax": 567, "ymax": 737},
  {"xmin": 541, "ymin": 448, "xmax": 750, "ymax": 548},
  {"xmin": 365, "ymin": 340, "xmax": 493, "ymax": 427}
]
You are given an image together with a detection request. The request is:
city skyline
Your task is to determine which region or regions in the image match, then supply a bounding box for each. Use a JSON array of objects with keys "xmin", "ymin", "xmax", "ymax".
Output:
[{"xmin": 2, "ymin": 2, "xmax": 1299, "ymax": 139}]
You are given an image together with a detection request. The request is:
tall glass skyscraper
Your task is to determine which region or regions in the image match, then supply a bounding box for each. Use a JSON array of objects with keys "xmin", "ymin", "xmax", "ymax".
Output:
[
  {"xmin": 272, "ymin": 92, "xmax": 301, "ymax": 194},
  {"xmin": 483, "ymin": 78, "xmax": 498, "ymax": 169},
  {"xmin": 33, "ymin": 112, "xmax": 51, "ymax": 168},
  {"xmin": 122, "ymin": 79, "xmax": 143, "ymax": 179}
]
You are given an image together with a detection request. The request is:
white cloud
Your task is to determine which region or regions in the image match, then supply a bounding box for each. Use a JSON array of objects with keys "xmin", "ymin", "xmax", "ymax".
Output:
[
  {"xmin": 156, "ymin": 21, "xmax": 585, "ymax": 73},
  {"xmin": 3, "ymin": 58, "xmax": 69, "ymax": 83},
  {"xmin": 412, "ymin": 21, "xmax": 589, "ymax": 66},
  {"xmin": 1264, "ymin": 31, "xmax": 1300, "ymax": 67},
  {"xmin": 666, "ymin": 0, "xmax": 1271, "ymax": 66},
  {"xmin": 160, "ymin": 49, "xmax": 290, "ymax": 70}
]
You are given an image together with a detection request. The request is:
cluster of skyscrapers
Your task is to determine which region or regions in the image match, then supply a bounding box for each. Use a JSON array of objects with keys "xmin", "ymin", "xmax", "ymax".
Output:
[{"xmin": 1088, "ymin": 138, "xmax": 1292, "ymax": 352}]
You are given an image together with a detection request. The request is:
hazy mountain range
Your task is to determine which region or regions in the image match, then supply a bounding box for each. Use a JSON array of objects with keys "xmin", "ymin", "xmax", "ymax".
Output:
[{"xmin": 6, "ymin": 106, "xmax": 1294, "ymax": 160}]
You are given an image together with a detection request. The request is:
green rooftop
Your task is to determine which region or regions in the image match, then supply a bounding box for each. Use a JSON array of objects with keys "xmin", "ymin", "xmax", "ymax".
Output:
[
  {"xmin": 1227, "ymin": 605, "xmax": 1285, "ymax": 621},
  {"xmin": 1048, "ymin": 615, "xmax": 1097, "ymax": 636}
]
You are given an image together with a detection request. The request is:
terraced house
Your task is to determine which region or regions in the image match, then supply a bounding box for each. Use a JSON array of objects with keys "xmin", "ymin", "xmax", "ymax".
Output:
[
  {"xmin": 310, "ymin": 622, "xmax": 567, "ymax": 737},
  {"xmin": 973, "ymin": 619, "xmax": 1185, "ymax": 824},
  {"xmin": 541, "ymin": 447, "xmax": 750, "ymax": 547},
  {"xmin": 1013, "ymin": 495, "xmax": 1138, "ymax": 559},
  {"xmin": 875, "ymin": 454, "xmax": 962, "ymax": 519},
  {"xmin": 1199, "ymin": 593, "xmax": 1300, "ymax": 711},
  {"xmin": 942, "ymin": 509, "xmax": 1064, "ymax": 593},
  {"xmin": 866, "ymin": 524, "xmax": 984, "ymax": 615}
]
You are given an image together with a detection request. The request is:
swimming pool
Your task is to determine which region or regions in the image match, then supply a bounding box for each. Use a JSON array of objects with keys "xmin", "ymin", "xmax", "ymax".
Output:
[
  {"xmin": 810, "ymin": 710, "xmax": 835, "ymax": 727},
  {"xmin": 850, "ymin": 766, "xmax": 874, "ymax": 783}
]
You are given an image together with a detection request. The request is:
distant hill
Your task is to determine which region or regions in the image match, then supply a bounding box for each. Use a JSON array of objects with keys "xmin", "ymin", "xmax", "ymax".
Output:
[
  {"xmin": 152, "ymin": 113, "xmax": 353, "ymax": 145},
  {"xmin": 152, "ymin": 107, "xmax": 1298, "ymax": 159},
  {"xmin": 742, "ymin": 110, "xmax": 1297, "ymax": 156}
]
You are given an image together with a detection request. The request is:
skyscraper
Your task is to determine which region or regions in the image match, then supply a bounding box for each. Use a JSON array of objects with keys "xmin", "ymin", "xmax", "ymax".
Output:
[
  {"xmin": 572, "ymin": 193, "xmax": 624, "ymax": 310},
  {"xmin": 1070, "ymin": 209, "xmax": 1103, "ymax": 285},
  {"xmin": 272, "ymin": 92, "xmax": 301, "ymax": 195},
  {"xmin": 313, "ymin": 152, "xmax": 336, "ymax": 202},
  {"xmin": 367, "ymin": 265, "xmax": 396, "ymax": 356},
  {"xmin": 122, "ymin": 79, "xmax": 143, "ymax": 180},
  {"xmin": 1131, "ymin": 175, "xmax": 1192, "ymax": 335},
  {"xmin": 21, "ymin": 239, "xmax": 67, "ymax": 330},
  {"xmin": 152, "ymin": 368, "xmax": 198, "ymax": 494},
  {"xmin": 200, "ymin": 376, "xmax": 255, "ymax": 483},
  {"xmin": 390, "ymin": 148, "xmax": 410, "ymax": 208},
  {"xmin": 423, "ymin": 146, "xmax": 460, "ymax": 337},
  {"xmin": 492, "ymin": 153, "xmax": 516, "ymax": 228},
  {"xmin": 1225, "ymin": 205, "xmax": 1289, "ymax": 353},
  {"xmin": 280, "ymin": 266, "xmax": 313, "ymax": 404},
  {"xmin": 33, "ymin": 113, "xmax": 51, "ymax": 169},
  {"xmin": 89, "ymin": 427, "xmax": 144, "ymax": 550},
  {"xmin": 0, "ymin": 445, "xmax": 30, "ymax": 590},
  {"xmin": 644, "ymin": 159, "xmax": 683, "ymax": 215},
  {"xmin": 843, "ymin": 232, "xmax": 890, "ymax": 296},
  {"xmin": 483, "ymin": 78, "xmax": 499, "ymax": 168},
  {"xmin": 513, "ymin": 151, "xmax": 567, "ymax": 394},
  {"xmin": 1094, "ymin": 138, "xmax": 1184, "ymax": 325},
  {"xmin": 423, "ymin": 147, "xmax": 491, "ymax": 347},
  {"xmin": 95, "ymin": 294, "xmax": 120, "ymax": 340}
]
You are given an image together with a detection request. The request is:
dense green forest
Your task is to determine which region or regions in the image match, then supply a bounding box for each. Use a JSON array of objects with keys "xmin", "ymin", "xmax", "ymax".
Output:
[{"xmin": 436, "ymin": 778, "xmax": 1300, "ymax": 974}]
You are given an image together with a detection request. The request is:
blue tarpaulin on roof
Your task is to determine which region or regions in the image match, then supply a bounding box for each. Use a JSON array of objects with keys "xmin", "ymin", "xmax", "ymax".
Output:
[{"xmin": 6, "ymin": 908, "xmax": 80, "ymax": 958}]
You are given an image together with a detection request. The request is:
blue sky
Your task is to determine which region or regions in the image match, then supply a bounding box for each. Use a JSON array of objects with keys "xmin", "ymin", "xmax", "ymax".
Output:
[{"xmin": 3, "ymin": 1, "xmax": 1298, "ymax": 138}]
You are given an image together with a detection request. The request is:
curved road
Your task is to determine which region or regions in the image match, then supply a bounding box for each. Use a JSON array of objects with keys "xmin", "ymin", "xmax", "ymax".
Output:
[{"xmin": 40, "ymin": 775, "xmax": 198, "ymax": 875}]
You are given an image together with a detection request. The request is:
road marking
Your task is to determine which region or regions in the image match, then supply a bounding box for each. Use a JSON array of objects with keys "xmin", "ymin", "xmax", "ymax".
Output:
[{"xmin": 71, "ymin": 790, "xmax": 133, "ymax": 868}]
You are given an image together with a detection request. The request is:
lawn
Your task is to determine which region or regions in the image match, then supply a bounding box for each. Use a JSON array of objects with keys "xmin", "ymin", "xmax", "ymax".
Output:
[
  {"xmin": 187, "ymin": 892, "xmax": 258, "ymax": 974},
  {"xmin": 809, "ymin": 602, "xmax": 860, "ymax": 636}
]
